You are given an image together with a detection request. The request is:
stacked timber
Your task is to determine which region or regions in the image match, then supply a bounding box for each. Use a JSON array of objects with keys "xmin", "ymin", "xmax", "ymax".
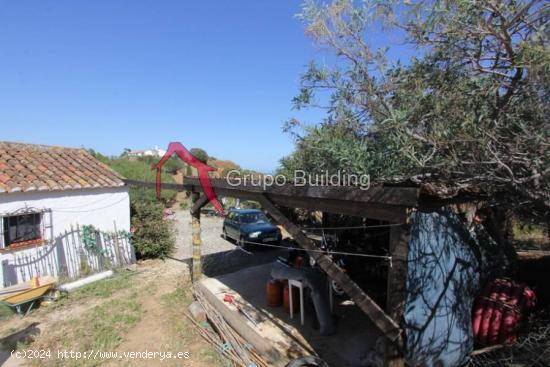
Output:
[{"xmin": 186, "ymin": 287, "xmax": 270, "ymax": 367}]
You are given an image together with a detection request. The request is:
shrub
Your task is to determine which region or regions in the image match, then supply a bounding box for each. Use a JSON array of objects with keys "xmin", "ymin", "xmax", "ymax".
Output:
[
  {"xmin": 130, "ymin": 200, "xmax": 174, "ymax": 259},
  {"xmin": 107, "ymin": 156, "xmax": 178, "ymax": 204},
  {"xmin": 189, "ymin": 148, "xmax": 208, "ymax": 163},
  {"xmin": 85, "ymin": 150, "xmax": 178, "ymax": 259}
]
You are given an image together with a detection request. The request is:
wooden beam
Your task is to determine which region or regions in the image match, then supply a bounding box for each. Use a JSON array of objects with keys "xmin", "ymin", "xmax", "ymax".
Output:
[
  {"xmin": 384, "ymin": 223, "xmax": 412, "ymax": 367},
  {"xmin": 266, "ymin": 194, "xmax": 408, "ymax": 223},
  {"xmin": 124, "ymin": 178, "xmax": 412, "ymax": 222},
  {"xmin": 190, "ymin": 192, "xmax": 203, "ymax": 282},
  {"xmin": 183, "ymin": 177, "xmax": 419, "ymax": 207},
  {"xmin": 124, "ymin": 178, "xmax": 411, "ymax": 223},
  {"xmin": 190, "ymin": 194, "xmax": 209, "ymax": 215},
  {"xmin": 124, "ymin": 178, "xmax": 183, "ymax": 191},
  {"xmin": 257, "ymin": 194, "xmax": 402, "ymax": 342}
]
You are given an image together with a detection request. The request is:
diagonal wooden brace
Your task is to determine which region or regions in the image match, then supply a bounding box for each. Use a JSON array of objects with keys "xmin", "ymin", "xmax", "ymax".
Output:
[{"xmin": 190, "ymin": 194, "xmax": 209, "ymax": 215}]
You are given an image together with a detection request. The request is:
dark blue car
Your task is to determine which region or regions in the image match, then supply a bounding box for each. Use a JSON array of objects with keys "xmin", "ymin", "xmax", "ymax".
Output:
[{"xmin": 223, "ymin": 208, "xmax": 281, "ymax": 249}]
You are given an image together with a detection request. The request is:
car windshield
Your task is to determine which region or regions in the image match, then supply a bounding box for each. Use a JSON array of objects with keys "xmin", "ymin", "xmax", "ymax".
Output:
[{"xmin": 238, "ymin": 212, "xmax": 269, "ymax": 224}]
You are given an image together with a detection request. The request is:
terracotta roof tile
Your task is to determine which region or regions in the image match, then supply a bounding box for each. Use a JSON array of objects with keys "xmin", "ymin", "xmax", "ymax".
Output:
[{"xmin": 0, "ymin": 141, "xmax": 126, "ymax": 194}]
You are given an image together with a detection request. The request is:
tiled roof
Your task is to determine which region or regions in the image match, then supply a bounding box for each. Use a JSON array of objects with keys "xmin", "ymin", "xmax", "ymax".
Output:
[{"xmin": 0, "ymin": 141, "xmax": 126, "ymax": 194}]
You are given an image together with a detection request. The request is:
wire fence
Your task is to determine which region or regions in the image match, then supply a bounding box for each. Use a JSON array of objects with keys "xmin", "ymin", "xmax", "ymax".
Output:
[{"xmin": 469, "ymin": 311, "xmax": 550, "ymax": 367}]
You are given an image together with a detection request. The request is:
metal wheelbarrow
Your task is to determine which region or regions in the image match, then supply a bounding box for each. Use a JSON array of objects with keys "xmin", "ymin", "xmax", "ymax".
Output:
[{"xmin": 1, "ymin": 283, "xmax": 55, "ymax": 317}]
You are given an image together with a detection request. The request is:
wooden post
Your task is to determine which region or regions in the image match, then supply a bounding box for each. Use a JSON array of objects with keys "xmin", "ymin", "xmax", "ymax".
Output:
[
  {"xmin": 258, "ymin": 194, "xmax": 402, "ymax": 341},
  {"xmin": 190, "ymin": 192, "xmax": 205, "ymax": 282},
  {"xmin": 384, "ymin": 222, "xmax": 411, "ymax": 367},
  {"xmin": 113, "ymin": 221, "xmax": 122, "ymax": 267}
]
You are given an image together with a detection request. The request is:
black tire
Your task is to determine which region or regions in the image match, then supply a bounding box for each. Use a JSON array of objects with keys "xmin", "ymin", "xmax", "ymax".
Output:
[{"xmin": 285, "ymin": 356, "xmax": 329, "ymax": 367}]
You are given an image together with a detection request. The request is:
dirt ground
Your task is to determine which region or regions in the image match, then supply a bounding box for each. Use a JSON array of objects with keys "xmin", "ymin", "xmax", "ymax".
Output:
[{"xmin": 0, "ymin": 208, "xmax": 281, "ymax": 367}]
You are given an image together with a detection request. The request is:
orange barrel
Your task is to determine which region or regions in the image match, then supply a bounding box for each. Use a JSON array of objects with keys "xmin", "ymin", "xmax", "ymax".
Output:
[{"xmin": 266, "ymin": 279, "xmax": 283, "ymax": 307}]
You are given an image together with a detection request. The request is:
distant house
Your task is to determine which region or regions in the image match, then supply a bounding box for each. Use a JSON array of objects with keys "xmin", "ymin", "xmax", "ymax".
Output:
[
  {"xmin": 127, "ymin": 145, "xmax": 167, "ymax": 158},
  {"xmin": 0, "ymin": 142, "xmax": 133, "ymax": 287}
]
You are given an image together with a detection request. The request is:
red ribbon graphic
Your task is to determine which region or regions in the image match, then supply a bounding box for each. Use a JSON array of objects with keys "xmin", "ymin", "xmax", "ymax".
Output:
[{"xmin": 156, "ymin": 142, "xmax": 225, "ymax": 216}]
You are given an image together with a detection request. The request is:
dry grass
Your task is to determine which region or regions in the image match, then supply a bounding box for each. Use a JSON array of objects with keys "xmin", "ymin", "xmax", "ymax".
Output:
[
  {"xmin": 29, "ymin": 295, "xmax": 142, "ymax": 367},
  {"xmin": 160, "ymin": 283, "xmax": 225, "ymax": 366},
  {"xmin": 514, "ymin": 223, "xmax": 550, "ymax": 251},
  {"xmin": 1, "ymin": 261, "xmax": 223, "ymax": 366}
]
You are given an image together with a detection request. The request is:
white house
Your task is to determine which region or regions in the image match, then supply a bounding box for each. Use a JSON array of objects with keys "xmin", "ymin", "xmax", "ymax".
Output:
[
  {"xmin": 127, "ymin": 145, "xmax": 166, "ymax": 157},
  {"xmin": 0, "ymin": 141, "xmax": 133, "ymax": 287}
]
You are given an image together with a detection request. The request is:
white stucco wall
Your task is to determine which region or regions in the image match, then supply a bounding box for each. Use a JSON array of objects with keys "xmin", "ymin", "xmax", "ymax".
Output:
[{"xmin": 0, "ymin": 186, "xmax": 132, "ymax": 286}]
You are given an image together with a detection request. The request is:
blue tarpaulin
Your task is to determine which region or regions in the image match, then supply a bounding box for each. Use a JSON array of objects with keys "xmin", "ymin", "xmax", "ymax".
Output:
[{"xmin": 405, "ymin": 209, "xmax": 481, "ymax": 367}]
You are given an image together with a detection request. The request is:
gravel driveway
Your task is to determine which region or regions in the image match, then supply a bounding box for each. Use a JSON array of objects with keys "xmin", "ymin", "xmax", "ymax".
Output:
[{"xmin": 171, "ymin": 210, "xmax": 285, "ymax": 277}]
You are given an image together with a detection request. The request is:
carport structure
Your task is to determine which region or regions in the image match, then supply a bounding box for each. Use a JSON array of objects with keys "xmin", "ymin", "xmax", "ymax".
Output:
[{"xmin": 126, "ymin": 177, "xmax": 431, "ymax": 366}]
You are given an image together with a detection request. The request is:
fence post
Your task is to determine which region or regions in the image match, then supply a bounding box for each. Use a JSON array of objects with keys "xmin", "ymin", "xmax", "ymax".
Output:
[{"xmin": 113, "ymin": 221, "xmax": 122, "ymax": 266}]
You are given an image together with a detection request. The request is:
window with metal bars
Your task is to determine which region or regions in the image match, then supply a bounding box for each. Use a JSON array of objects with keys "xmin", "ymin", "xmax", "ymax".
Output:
[{"xmin": 1, "ymin": 212, "xmax": 43, "ymax": 248}]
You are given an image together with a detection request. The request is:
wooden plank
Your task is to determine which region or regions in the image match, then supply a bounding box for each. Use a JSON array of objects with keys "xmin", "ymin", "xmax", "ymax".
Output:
[
  {"xmin": 196, "ymin": 281, "xmax": 288, "ymax": 367},
  {"xmin": 191, "ymin": 192, "xmax": 203, "ymax": 282},
  {"xmin": 384, "ymin": 223, "xmax": 411, "ymax": 367},
  {"xmin": 257, "ymin": 194, "xmax": 402, "ymax": 341},
  {"xmin": 184, "ymin": 187, "xmax": 405, "ymax": 223},
  {"xmin": 124, "ymin": 178, "xmax": 182, "ymax": 191}
]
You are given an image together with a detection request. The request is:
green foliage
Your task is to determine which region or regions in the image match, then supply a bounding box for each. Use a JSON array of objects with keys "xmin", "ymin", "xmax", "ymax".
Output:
[
  {"xmin": 107, "ymin": 156, "xmax": 177, "ymax": 204},
  {"xmin": 240, "ymin": 200, "xmax": 261, "ymax": 209},
  {"xmin": 513, "ymin": 222, "xmax": 550, "ymax": 251},
  {"xmin": 285, "ymin": 0, "xmax": 550, "ymax": 217},
  {"xmin": 80, "ymin": 225, "xmax": 131, "ymax": 259},
  {"xmin": 88, "ymin": 154, "xmax": 177, "ymax": 260},
  {"xmin": 0, "ymin": 302, "xmax": 14, "ymax": 320},
  {"xmin": 80, "ymin": 225, "xmax": 107, "ymax": 256},
  {"xmin": 162, "ymin": 157, "xmax": 187, "ymax": 174},
  {"xmin": 190, "ymin": 147, "xmax": 209, "ymax": 163},
  {"xmin": 130, "ymin": 200, "xmax": 174, "ymax": 259},
  {"xmin": 87, "ymin": 149, "xmax": 112, "ymax": 165},
  {"xmin": 280, "ymin": 123, "xmax": 388, "ymax": 177}
]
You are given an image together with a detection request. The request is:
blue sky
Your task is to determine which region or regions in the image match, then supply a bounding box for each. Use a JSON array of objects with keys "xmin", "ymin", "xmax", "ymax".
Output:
[{"xmin": 0, "ymin": 1, "xmax": 412, "ymax": 173}]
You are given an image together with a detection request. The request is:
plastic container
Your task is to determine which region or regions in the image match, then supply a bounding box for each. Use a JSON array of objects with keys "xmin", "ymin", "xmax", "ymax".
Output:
[{"xmin": 283, "ymin": 283, "xmax": 300, "ymax": 314}]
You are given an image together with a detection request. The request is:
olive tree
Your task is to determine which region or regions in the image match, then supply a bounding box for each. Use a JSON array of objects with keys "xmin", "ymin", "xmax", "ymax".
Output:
[{"xmin": 282, "ymin": 0, "xmax": 549, "ymax": 220}]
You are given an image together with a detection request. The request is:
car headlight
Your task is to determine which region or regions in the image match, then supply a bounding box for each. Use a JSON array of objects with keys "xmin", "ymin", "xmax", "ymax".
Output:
[{"xmin": 248, "ymin": 231, "xmax": 262, "ymax": 238}]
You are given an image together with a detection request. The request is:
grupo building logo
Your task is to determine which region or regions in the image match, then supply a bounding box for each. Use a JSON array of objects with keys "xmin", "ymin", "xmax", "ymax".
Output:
[{"xmin": 155, "ymin": 142, "xmax": 224, "ymax": 216}]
